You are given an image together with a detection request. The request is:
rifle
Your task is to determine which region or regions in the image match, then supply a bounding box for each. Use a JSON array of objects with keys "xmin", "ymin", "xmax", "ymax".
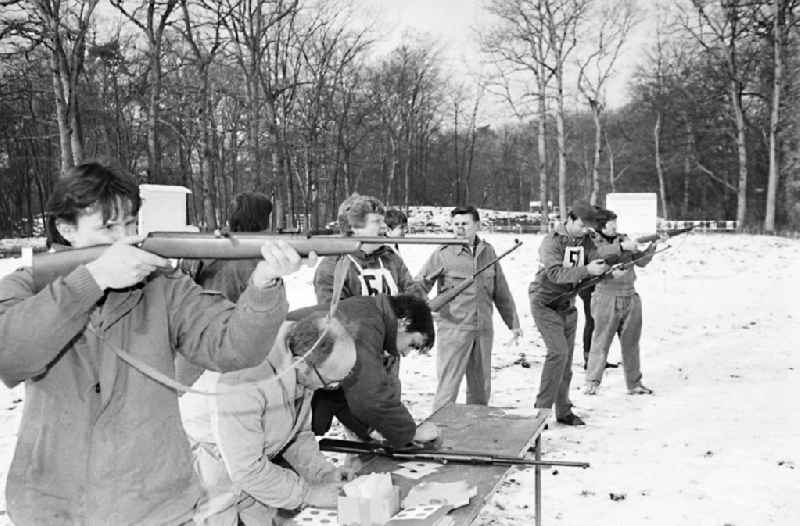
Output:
[
  {"xmin": 318, "ymin": 438, "xmax": 590, "ymax": 469},
  {"xmin": 28, "ymin": 231, "xmax": 469, "ymax": 292},
  {"xmin": 600, "ymin": 225, "xmax": 693, "ymax": 266},
  {"xmin": 427, "ymin": 239, "xmax": 523, "ymax": 313}
]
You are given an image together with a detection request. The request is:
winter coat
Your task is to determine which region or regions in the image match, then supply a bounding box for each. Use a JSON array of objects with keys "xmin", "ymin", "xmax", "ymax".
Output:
[
  {"xmin": 0, "ymin": 264, "xmax": 287, "ymax": 525},
  {"xmin": 416, "ymin": 238, "xmax": 519, "ymax": 332},
  {"xmin": 212, "ymin": 322, "xmax": 338, "ymax": 524},
  {"xmin": 313, "ymin": 246, "xmax": 425, "ymax": 304},
  {"xmin": 289, "ymin": 295, "xmax": 417, "ymax": 447},
  {"xmin": 528, "ymin": 225, "xmax": 600, "ymax": 311}
]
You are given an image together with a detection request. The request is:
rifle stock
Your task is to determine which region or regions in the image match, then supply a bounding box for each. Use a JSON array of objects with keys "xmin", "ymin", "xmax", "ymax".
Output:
[
  {"xmin": 318, "ymin": 438, "xmax": 589, "ymax": 469},
  {"xmin": 29, "ymin": 232, "xmax": 468, "ymax": 292},
  {"xmin": 427, "ymin": 239, "xmax": 523, "ymax": 313}
]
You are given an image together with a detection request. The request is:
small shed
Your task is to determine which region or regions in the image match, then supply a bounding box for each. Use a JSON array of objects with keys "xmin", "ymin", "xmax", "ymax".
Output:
[{"xmin": 138, "ymin": 184, "xmax": 194, "ymax": 235}]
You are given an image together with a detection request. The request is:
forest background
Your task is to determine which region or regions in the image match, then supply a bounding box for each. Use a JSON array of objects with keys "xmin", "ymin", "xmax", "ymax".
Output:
[{"xmin": 1, "ymin": 0, "xmax": 799, "ymax": 236}]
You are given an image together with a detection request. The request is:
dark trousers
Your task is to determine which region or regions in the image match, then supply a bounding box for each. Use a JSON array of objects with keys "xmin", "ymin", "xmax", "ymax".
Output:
[
  {"xmin": 531, "ymin": 301, "xmax": 577, "ymax": 419},
  {"xmin": 578, "ymin": 286, "xmax": 595, "ymax": 366}
]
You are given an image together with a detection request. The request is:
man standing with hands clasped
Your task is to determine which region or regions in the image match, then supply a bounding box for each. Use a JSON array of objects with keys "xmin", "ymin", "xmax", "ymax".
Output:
[
  {"xmin": 529, "ymin": 202, "xmax": 608, "ymax": 426},
  {"xmin": 0, "ymin": 161, "xmax": 311, "ymax": 525},
  {"xmin": 417, "ymin": 206, "xmax": 522, "ymax": 413}
]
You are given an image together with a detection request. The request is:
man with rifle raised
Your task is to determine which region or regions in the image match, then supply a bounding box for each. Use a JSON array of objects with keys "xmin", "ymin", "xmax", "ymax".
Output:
[
  {"xmin": 584, "ymin": 208, "xmax": 657, "ymax": 396},
  {"xmin": 0, "ymin": 161, "xmax": 311, "ymax": 526},
  {"xmin": 416, "ymin": 205, "xmax": 523, "ymax": 413},
  {"xmin": 528, "ymin": 201, "xmax": 611, "ymax": 426}
]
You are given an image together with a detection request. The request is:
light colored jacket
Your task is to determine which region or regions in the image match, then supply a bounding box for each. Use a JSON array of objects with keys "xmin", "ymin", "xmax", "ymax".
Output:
[
  {"xmin": 593, "ymin": 234, "xmax": 653, "ymax": 296},
  {"xmin": 213, "ymin": 324, "xmax": 338, "ymax": 524},
  {"xmin": 416, "ymin": 239, "xmax": 520, "ymax": 332},
  {"xmin": 0, "ymin": 265, "xmax": 287, "ymax": 525}
]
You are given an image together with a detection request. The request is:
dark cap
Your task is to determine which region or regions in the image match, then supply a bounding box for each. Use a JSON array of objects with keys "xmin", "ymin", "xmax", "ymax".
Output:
[{"xmin": 570, "ymin": 201, "xmax": 600, "ymax": 228}]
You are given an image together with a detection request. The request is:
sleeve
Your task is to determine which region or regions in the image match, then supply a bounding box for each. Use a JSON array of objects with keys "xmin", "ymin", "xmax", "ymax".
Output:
[
  {"xmin": 414, "ymin": 250, "xmax": 444, "ymax": 295},
  {"xmin": 634, "ymin": 241, "xmax": 656, "ymax": 267},
  {"xmin": 492, "ymin": 261, "xmax": 520, "ymax": 331},
  {"xmin": 282, "ymin": 426, "xmax": 338, "ymax": 484},
  {"xmin": 0, "ymin": 266, "xmax": 104, "ymax": 387},
  {"xmin": 215, "ymin": 383, "xmax": 309, "ymax": 509},
  {"xmin": 391, "ymin": 254, "xmax": 428, "ymax": 300},
  {"xmin": 539, "ymin": 236, "xmax": 590, "ymax": 285},
  {"xmin": 344, "ymin": 360, "xmax": 416, "ymax": 448},
  {"xmin": 314, "ymin": 256, "xmax": 354, "ymax": 304},
  {"xmin": 167, "ymin": 274, "xmax": 288, "ymax": 373}
]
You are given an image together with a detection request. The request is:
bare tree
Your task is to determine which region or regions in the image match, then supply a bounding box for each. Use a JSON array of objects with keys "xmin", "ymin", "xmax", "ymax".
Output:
[
  {"xmin": 681, "ymin": 0, "xmax": 762, "ymax": 229},
  {"xmin": 2, "ymin": 0, "xmax": 100, "ymax": 173},
  {"xmin": 576, "ymin": 0, "xmax": 637, "ymax": 205},
  {"xmin": 110, "ymin": 0, "xmax": 180, "ymax": 183}
]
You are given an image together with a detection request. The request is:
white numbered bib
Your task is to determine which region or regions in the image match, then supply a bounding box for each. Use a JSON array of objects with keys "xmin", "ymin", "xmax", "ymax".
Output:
[
  {"xmin": 563, "ymin": 246, "xmax": 584, "ymax": 268},
  {"xmin": 348, "ymin": 256, "xmax": 399, "ymax": 296}
]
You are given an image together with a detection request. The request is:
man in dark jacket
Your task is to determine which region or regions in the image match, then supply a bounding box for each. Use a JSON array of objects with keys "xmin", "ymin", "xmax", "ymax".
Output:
[
  {"xmin": 528, "ymin": 202, "xmax": 608, "ymax": 426},
  {"xmin": 291, "ymin": 294, "xmax": 440, "ymax": 447}
]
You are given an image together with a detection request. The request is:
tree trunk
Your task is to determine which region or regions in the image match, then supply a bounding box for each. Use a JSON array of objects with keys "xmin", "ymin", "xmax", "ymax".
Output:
[
  {"xmin": 731, "ymin": 81, "xmax": 748, "ymax": 229},
  {"xmin": 654, "ymin": 111, "xmax": 669, "ymax": 219},
  {"xmin": 765, "ymin": 0, "xmax": 783, "ymax": 233},
  {"xmin": 555, "ymin": 72, "xmax": 567, "ymax": 220},
  {"xmin": 683, "ymin": 117, "xmax": 694, "ymax": 218},
  {"xmin": 589, "ymin": 102, "xmax": 602, "ymax": 205},
  {"xmin": 537, "ymin": 89, "xmax": 548, "ymax": 217},
  {"xmin": 52, "ymin": 63, "xmax": 74, "ymax": 175}
]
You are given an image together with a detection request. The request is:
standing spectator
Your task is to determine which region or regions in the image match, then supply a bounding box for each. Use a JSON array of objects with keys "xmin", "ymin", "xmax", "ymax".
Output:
[
  {"xmin": 584, "ymin": 209, "xmax": 656, "ymax": 395},
  {"xmin": 385, "ymin": 208, "xmax": 408, "ymax": 239},
  {"xmin": 417, "ymin": 206, "xmax": 522, "ymax": 412},
  {"xmin": 528, "ymin": 202, "xmax": 608, "ymax": 426}
]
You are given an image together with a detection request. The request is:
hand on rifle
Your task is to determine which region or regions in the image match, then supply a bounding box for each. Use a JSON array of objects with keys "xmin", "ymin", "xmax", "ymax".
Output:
[
  {"xmin": 86, "ymin": 235, "xmax": 171, "ymax": 290},
  {"xmin": 252, "ymin": 240, "xmax": 318, "ymax": 288},
  {"xmin": 620, "ymin": 239, "xmax": 638, "ymax": 251},
  {"xmin": 586, "ymin": 259, "xmax": 609, "ymax": 276}
]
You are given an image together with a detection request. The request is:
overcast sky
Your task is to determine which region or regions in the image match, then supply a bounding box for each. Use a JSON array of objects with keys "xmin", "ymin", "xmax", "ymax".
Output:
[{"xmin": 357, "ymin": 0, "xmax": 656, "ymax": 121}]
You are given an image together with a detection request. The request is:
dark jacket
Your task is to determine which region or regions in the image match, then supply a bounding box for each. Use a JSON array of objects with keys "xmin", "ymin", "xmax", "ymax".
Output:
[
  {"xmin": 0, "ymin": 265, "xmax": 287, "ymax": 525},
  {"xmin": 288, "ymin": 295, "xmax": 416, "ymax": 447},
  {"xmin": 528, "ymin": 224, "xmax": 600, "ymax": 311},
  {"xmin": 313, "ymin": 246, "xmax": 425, "ymax": 304}
]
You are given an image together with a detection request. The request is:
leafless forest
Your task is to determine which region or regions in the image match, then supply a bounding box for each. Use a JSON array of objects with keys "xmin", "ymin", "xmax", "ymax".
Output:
[{"xmin": 1, "ymin": 0, "xmax": 799, "ymax": 235}]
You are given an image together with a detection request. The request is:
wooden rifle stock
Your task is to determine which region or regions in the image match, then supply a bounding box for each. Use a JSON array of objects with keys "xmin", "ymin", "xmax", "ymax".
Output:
[
  {"xmin": 29, "ymin": 232, "xmax": 468, "ymax": 292},
  {"xmin": 428, "ymin": 239, "xmax": 523, "ymax": 313}
]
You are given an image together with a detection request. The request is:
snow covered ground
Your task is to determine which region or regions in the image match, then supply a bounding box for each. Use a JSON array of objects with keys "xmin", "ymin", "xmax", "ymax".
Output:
[{"xmin": 1, "ymin": 231, "xmax": 798, "ymax": 525}]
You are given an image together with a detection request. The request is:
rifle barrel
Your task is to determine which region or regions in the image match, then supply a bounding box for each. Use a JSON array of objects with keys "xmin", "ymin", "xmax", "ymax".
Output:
[
  {"xmin": 318, "ymin": 439, "xmax": 589, "ymax": 469},
  {"xmin": 29, "ymin": 232, "xmax": 469, "ymax": 292}
]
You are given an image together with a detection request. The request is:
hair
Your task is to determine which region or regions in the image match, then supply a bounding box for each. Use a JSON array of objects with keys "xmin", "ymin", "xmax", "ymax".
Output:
[
  {"xmin": 384, "ymin": 208, "xmax": 408, "ymax": 230},
  {"xmin": 285, "ymin": 312, "xmax": 339, "ymax": 366},
  {"xmin": 450, "ymin": 205, "xmax": 480, "ymax": 222},
  {"xmin": 228, "ymin": 192, "xmax": 273, "ymax": 232},
  {"xmin": 337, "ymin": 193, "xmax": 385, "ymax": 233},
  {"xmin": 45, "ymin": 161, "xmax": 141, "ymax": 247},
  {"xmin": 595, "ymin": 208, "xmax": 618, "ymax": 232},
  {"xmin": 385, "ymin": 294, "xmax": 435, "ymax": 348}
]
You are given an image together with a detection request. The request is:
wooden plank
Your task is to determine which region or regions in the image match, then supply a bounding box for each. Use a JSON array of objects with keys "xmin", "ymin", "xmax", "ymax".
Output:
[{"xmin": 358, "ymin": 404, "xmax": 546, "ymax": 525}]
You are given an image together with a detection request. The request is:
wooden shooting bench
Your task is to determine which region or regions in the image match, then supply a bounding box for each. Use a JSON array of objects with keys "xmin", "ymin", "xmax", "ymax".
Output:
[{"xmin": 360, "ymin": 404, "xmax": 548, "ymax": 526}]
